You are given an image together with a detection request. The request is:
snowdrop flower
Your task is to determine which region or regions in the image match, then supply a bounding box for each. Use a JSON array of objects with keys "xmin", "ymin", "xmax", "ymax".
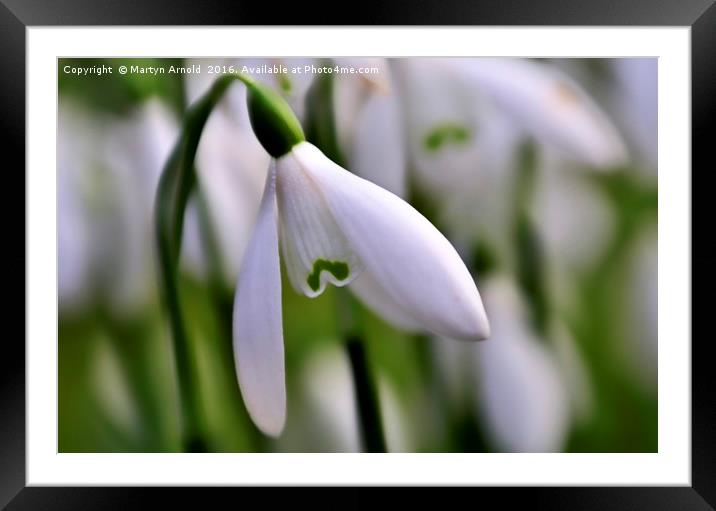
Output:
[
  {"xmin": 473, "ymin": 277, "xmax": 569, "ymax": 452},
  {"xmin": 443, "ymin": 58, "xmax": 628, "ymax": 169},
  {"xmin": 58, "ymin": 99, "xmax": 179, "ymax": 314},
  {"xmin": 392, "ymin": 58, "xmax": 626, "ymax": 270},
  {"xmin": 232, "ymin": 78, "xmax": 489, "ymax": 435},
  {"xmin": 58, "ymin": 103, "xmax": 101, "ymax": 311},
  {"xmin": 300, "ymin": 347, "xmax": 361, "ymax": 452},
  {"xmin": 333, "ymin": 58, "xmax": 407, "ymax": 198},
  {"xmin": 532, "ymin": 146, "xmax": 615, "ymax": 273}
]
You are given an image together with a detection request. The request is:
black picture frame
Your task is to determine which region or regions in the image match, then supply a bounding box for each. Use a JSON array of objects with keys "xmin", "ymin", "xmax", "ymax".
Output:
[{"xmin": 3, "ymin": 0, "xmax": 711, "ymax": 507}]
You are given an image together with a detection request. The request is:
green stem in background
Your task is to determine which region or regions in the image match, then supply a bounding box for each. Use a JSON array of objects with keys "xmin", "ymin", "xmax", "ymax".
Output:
[
  {"xmin": 346, "ymin": 333, "xmax": 388, "ymax": 453},
  {"xmin": 334, "ymin": 290, "xmax": 387, "ymax": 452},
  {"xmin": 513, "ymin": 139, "xmax": 551, "ymax": 336},
  {"xmin": 304, "ymin": 58, "xmax": 347, "ymax": 166},
  {"xmin": 155, "ymin": 73, "xmax": 244, "ymax": 452}
]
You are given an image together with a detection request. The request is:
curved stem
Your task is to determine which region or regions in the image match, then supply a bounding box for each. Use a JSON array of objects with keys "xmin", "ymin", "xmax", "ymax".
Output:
[{"xmin": 154, "ymin": 73, "xmax": 246, "ymax": 452}]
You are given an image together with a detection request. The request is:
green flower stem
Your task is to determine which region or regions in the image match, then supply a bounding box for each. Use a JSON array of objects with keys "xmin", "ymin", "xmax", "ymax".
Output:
[
  {"xmin": 346, "ymin": 333, "xmax": 387, "ymax": 453},
  {"xmin": 155, "ymin": 73, "xmax": 246, "ymax": 452},
  {"xmin": 335, "ymin": 290, "xmax": 386, "ymax": 453},
  {"xmin": 513, "ymin": 140, "xmax": 551, "ymax": 336}
]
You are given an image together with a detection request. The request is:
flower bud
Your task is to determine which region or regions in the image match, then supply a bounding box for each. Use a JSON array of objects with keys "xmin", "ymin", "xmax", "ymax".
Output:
[{"xmin": 244, "ymin": 77, "xmax": 305, "ymax": 157}]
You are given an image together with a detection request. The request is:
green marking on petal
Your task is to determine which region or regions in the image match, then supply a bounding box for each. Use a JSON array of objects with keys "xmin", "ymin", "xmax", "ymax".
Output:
[
  {"xmin": 423, "ymin": 123, "xmax": 472, "ymax": 152},
  {"xmin": 306, "ymin": 259, "xmax": 349, "ymax": 292}
]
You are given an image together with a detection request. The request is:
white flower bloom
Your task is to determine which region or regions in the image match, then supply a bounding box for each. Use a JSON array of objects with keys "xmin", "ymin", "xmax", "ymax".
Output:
[
  {"xmin": 532, "ymin": 146, "xmax": 615, "ymax": 272},
  {"xmin": 301, "ymin": 347, "xmax": 361, "ymax": 452},
  {"xmin": 444, "ymin": 58, "xmax": 628, "ymax": 168},
  {"xmin": 473, "ymin": 277, "xmax": 569, "ymax": 452},
  {"xmin": 389, "ymin": 59, "xmax": 521, "ymax": 260},
  {"xmin": 392, "ymin": 59, "xmax": 505, "ymax": 196},
  {"xmin": 58, "ymin": 103, "xmax": 100, "ymax": 311},
  {"xmin": 233, "ymin": 141, "xmax": 489, "ymax": 435},
  {"xmin": 103, "ymin": 100, "xmax": 178, "ymax": 310},
  {"xmin": 334, "ymin": 59, "xmax": 407, "ymax": 198},
  {"xmin": 58, "ymin": 99, "xmax": 179, "ymax": 314}
]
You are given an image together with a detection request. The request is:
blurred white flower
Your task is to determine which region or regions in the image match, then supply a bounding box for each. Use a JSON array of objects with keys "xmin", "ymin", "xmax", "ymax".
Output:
[
  {"xmin": 233, "ymin": 141, "xmax": 489, "ymax": 436},
  {"xmin": 445, "ymin": 58, "xmax": 628, "ymax": 168},
  {"xmin": 392, "ymin": 59, "xmax": 520, "ymax": 199},
  {"xmin": 472, "ymin": 277, "xmax": 570, "ymax": 452},
  {"xmin": 377, "ymin": 375, "xmax": 415, "ymax": 453},
  {"xmin": 104, "ymin": 100, "xmax": 179, "ymax": 310},
  {"xmin": 388, "ymin": 58, "xmax": 625, "ymax": 265},
  {"xmin": 301, "ymin": 347, "xmax": 360, "ymax": 452},
  {"xmin": 58, "ymin": 104, "xmax": 100, "ymax": 311},
  {"xmin": 610, "ymin": 58, "xmax": 658, "ymax": 174},
  {"xmin": 333, "ymin": 58, "xmax": 407, "ymax": 198},
  {"xmin": 181, "ymin": 60, "xmax": 270, "ymax": 284},
  {"xmin": 58, "ymin": 99, "xmax": 179, "ymax": 314},
  {"xmin": 532, "ymin": 146, "xmax": 615, "ymax": 273}
]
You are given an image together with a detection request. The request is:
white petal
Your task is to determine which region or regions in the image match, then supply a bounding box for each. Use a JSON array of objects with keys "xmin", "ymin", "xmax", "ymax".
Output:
[
  {"xmin": 275, "ymin": 151, "xmax": 365, "ymax": 298},
  {"xmin": 473, "ymin": 278, "xmax": 569, "ymax": 452},
  {"xmin": 444, "ymin": 58, "xmax": 627, "ymax": 168},
  {"xmin": 533, "ymin": 147, "xmax": 615, "ymax": 271},
  {"xmin": 348, "ymin": 269, "xmax": 422, "ymax": 332},
  {"xmin": 392, "ymin": 59, "xmax": 487, "ymax": 195},
  {"xmin": 611, "ymin": 58, "xmax": 658, "ymax": 173},
  {"xmin": 233, "ymin": 162, "xmax": 285, "ymax": 436},
  {"xmin": 291, "ymin": 142, "xmax": 489, "ymax": 341}
]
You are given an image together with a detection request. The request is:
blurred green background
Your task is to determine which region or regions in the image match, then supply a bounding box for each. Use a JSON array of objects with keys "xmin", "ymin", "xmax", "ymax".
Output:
[{"xmin": 58, "ymin": 57, "xmax": 657, "ymax": 453}]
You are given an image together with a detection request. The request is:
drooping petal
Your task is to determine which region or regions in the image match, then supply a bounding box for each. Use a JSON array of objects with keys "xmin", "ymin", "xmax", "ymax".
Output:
[
  {"xmin": 275, "ymin": 151, "xmax": 365, "ymax": 298},
  {"xmin": 347, "ymin": 269, "xmax": 422, "ymax": 332},
  {"xmin": 290, "ymin": 142, "xmax": 489, "ymax": 341},
  {"xmin": 473, "ymin": 278, "xmax": 569, "ymax": 452},
  {"xmin": 233, "ymin": 162, "xmax": 285, "ymax": 436},
  {"xmin": 443, "ymin": 58, "xmax": 627, "ymax": 168}
]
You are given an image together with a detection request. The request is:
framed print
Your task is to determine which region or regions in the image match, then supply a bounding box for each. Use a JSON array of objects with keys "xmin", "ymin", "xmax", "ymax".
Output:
[{"xmin": 3, "ymin": 0, "xmax": 713, "ymax": 507}]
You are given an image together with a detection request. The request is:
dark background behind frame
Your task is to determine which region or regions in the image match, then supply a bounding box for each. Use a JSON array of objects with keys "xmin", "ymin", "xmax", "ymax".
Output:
[{"xmin": 2, "ymin": 0, "xmax": 712, "ymax": 508}]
